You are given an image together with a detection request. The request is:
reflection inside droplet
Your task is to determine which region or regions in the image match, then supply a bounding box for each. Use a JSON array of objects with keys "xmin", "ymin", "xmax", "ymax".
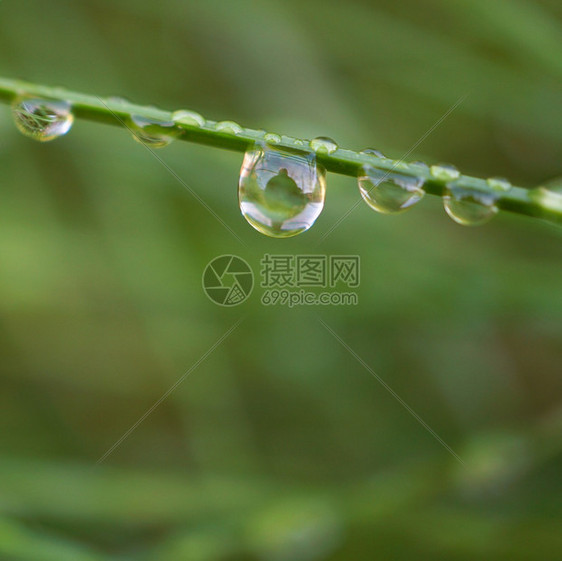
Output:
[
  {"xmin": 358, "ymin": 165, "xmax": 425, "ymax": 214},
  {"xmin": 129, "ymin": 115, "xmax": 179, "ymax": 148},
  {"xmin": 239, "ymin": 143, "xmax": 326, "ymax": 238},
  {"xmin": 443, "ymin": 181, "xmax": 499, "ymax": 226},
  {"xmin": 12, "ymin": 97, "xmax": 74, "ymax": 142}
]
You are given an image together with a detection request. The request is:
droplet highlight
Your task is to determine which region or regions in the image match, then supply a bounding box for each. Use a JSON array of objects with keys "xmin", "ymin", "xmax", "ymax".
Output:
[
  {"xmin": 129, "ymin": 115, "xmax": 179, "ymax": 148},
  {"xmin": 12, "ymin": 97, "xmax": 74, "ymax": 142},
  {"xmin": 443, "ymin": 181, "xmax": 499, "ymax": 226},
  {"xmin": 239, "ymin": 143, "xmax": 326, "ymax": 238},
  {"xmin": 172, "ymin": 109, "xmax": 205, "ymax": 128},
  {"xmin": 358, "ymin": 165, "xmax": 425, "ymax": 215},
  {"xmin": 310, "ymin": 136, "xmax": 338, "ymax": 155},
  {"xmin": 430, "ymin": 163, "xmax": 460, "ymax": 182}
]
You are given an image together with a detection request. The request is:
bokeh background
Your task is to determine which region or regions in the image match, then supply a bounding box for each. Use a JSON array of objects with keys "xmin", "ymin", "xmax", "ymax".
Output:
[{"xmin": 0, "ymin": 0, "xmax": 561, "ymax": 559}]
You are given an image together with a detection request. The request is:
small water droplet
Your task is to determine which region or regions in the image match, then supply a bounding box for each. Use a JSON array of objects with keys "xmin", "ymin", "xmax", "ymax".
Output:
[
  {"xmin": 310, "ymin": 136, "xmax": 338, "ymax": 155},
  {"xmin": 486, "ymin": 177, "xmax": 512, "ymax": 192},
  {"xmin": 264, "ymin": 132, "xmax": 281, "ymax": 145},
  {"xmin": 129, "ymin": 115, "xmax": 179, "ymax": 148},
  {"xmin": 411, "ymin": 161, "xmax": 430, "ymax": 172},
  {"xmin": 430, "ymin": 163, "xmax": 460, "ymax": 181},
  {"xmin": 172, "ymin": 109, "xmax": 205, "ymax": 128},
  {"xmin": 358, "ymin": 165, "xmax": 425, "ymax": 214},
  {"xmin": 216, "ymin": 120, "xmax": 243, "ymax": 135},
  {"xmin": 293, "ymin": 139, "xmax": 306, "ymax": 147},
  {"xmin": 529, "ymin": 181, "xmax": 562, "ymax": 213},
  {"xmin": 239, "ymin": 143, "xmax": 326, "ymax": 238},
  {"xmin": 443, "ymin": 181, "xmax": 498, "ymax": 226},
  {"xmin": 360, "ymin": 148, "xmax": 386, "ymax": 159},
  {"xmin": 12, "ymin": 97, "xmax": 74, "ymax": 142},
  {"xmin": 107, "ymin": 96, "xmax": 130, "ymax": 105}
]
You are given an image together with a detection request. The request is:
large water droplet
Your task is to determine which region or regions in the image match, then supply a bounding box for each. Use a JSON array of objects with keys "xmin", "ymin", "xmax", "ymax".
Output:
[
  {"xmin": 12, "ymin": 97, "xmax": 74, "ymax": 142},
  {"xmin": 430, "ymin": 163, "xmax": 460, "ymax": 182},
  {"xmin": 129, "ymin": 115, "xmax": 179, "ymax": 148},
  {"xmin": 172, "ymin": 109, "xmax": 205, "ymax": 128},
  {"xmin": 310, "ymin": 136, "xmax": 338, "ymax": 155},
  {"xmin": 358, "ymin": 165, "xmax": 425, "ymax": 214},
  {"xmin": 443, "ymin": 182, "xmax": 498, "ymax": 226},
  {"xmin": 239, "ymin": 143, "xmax": 326, "ymax": 238}
]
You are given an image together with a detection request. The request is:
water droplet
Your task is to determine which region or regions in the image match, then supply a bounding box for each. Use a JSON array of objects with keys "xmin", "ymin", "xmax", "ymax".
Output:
[
  {"xmin": 129, "ymin": 115, "xmax": 179, "ymax": 148},
  {"xmin": 443, "ymin": 181, "xmax": 498, "ymax": 226},
  {"xmin": 360, "ymin": 148, "xmax": 386, "ymax": 159},
  {"xmin": 358, "ymin": 165, "xmax": 425, "ymax": 214},
  {"xmin": 172, "ymin": 109, "xmax": 205, "ymax": 128},
  {"xmin": 430, "ymin": 163, "xmax": 460, "ymax": 182},
  {"xmin": 107, "ymin": 96, "xmax": 130, "ymax": 105},
  {"xmin": 486, "ymin": 177, "xmax": 512, "ymax": 192},
  {"xmin": 12, "ymin": 97, "xmax": 74, "ymax": 142},
  {"xmin": 216, "ymin": 120, "xmax": 243, "ymax": 135},
  {"xmin": 264, "ymin": 132, "xmax": 281, "ymax": 145},
  {"xmin": 310, "ymin": 136, "xmax": 338, "ymax": 155},
  {"xmin": 239, "ymin": 143, "xmax": 326, "ymax": 238},
  {"xmin": 529, "ymin": 183, "xmax": 562, "ymax": 213},
  {"xmin": 411, "ymin": 161, "xmax": 429, "ymax": 172},
  {"xmin": 293, "ymin": 138, "xmax": 306, "ymax": 147}
]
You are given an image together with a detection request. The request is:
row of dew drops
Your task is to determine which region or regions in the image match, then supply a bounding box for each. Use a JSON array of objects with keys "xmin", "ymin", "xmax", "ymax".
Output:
[{"xmin": 10, "ymin": 96, "xmax": 523, "ymax": 238}]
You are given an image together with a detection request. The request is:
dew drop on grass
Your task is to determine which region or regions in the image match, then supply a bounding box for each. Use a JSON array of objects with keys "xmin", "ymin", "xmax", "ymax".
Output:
[
  {"xmin": 264, "ymin": 132, "xmax": 282, "ymax": 145},
  {"xmin": 486, "ymin": 177, "xmax": 512, "ymax": 192},
  {"xmin": 443, "ymin": 181, "xmax": 498, "ymax": 226},
  {"xmin": 129, "ymin": 115, "xmax": 179, "ymax": 148},
  {"xmin": 107, "ymin": 96, "xmax": 130, "ymax": 105},
  {"xmin": 529, "ymin": 177, "xmax": 562, "ymax": 213},
  {"xmin": 358, "ymin": 165, "xmax": 425, "ymax": 214},
  {"xmin": 310, "ymin": 136, "xmax": 338, "ymax": 155},
  {"xmin": 216, "ymin": 120, "xmax": 243, "ymax": 135},
  {"xmin": 430, "ymin": 163, "xmax": 460, "ymax": 181},
  {"xmin": 239, "ymin": 143, "xmax": 326, "ymax": 238},
  {"xmin": 360, "ymin": 148, "xmax": 386, "ymax": 159},
  {"xmin": 172, "ymin": 109, "xmax": 205, "ymax": 128},
  {"xmin": 12, "ymin": 97, "xmax": 74, "ymax": 142}
]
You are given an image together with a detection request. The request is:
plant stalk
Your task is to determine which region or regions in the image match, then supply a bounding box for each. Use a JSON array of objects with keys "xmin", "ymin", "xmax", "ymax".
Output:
[{"xmin": 0, "ymin": 77, "xmax": 559, "ymax": 225}]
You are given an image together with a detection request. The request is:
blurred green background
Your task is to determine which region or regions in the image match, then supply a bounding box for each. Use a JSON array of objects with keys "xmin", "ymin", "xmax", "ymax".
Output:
[{"xmin": 1, "ymin": 0, "xmax": 561, "ymax": 559}]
